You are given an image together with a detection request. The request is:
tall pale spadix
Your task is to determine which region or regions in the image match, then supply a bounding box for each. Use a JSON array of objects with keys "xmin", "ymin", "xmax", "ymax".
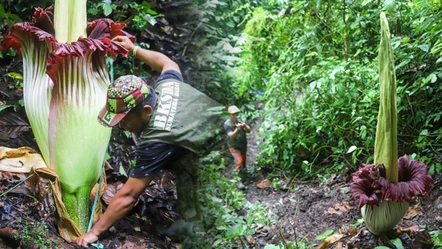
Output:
[
  {"xmin": 54, "ymin": 0, "xmax": 87, "ymax": 43},
  {"xmin": 350, "ymin": 13, "xmax": 433, "ymax": 235},
  {"xmin": 1, "ymin": 2, "xmax": 133, "ymax": 234},
  {"xmin": 374, "ymin": 12, "xmax": 398, "ymax": 182}
]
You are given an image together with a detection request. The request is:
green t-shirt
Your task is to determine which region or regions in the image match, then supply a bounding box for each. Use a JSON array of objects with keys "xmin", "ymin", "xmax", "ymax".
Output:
[
  {"xmin": 140, "ymin": 79, "xmax": 224, "ymax": 154},
  {"xmin": 224, "ymin": 118, "xmax": 248, "ymax": 153}
]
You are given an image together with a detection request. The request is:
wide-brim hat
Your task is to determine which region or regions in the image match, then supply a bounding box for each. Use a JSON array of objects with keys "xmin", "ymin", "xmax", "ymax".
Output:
[
  {"xmin": 98, "ymin": 75, "xmax": 150, "ymax": 127},
  {"xmin": 228, "ymin": 105, "xmax": 240, "ymax": 114}
]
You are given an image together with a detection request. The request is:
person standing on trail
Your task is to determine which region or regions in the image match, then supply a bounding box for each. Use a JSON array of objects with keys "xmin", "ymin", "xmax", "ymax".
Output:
[
  {"xmin": 76, "ymin": 35, "xmax": 223, "ymax": 247},
  {"xmin": 224, "ymin": 105, "xmax": 251, "ymax": 172}
]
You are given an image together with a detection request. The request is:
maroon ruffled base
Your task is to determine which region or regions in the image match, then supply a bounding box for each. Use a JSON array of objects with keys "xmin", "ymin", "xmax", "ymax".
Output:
[
  {"xmin": 0, "ymin": 6, "xmax": 134, "ymax": 84},
  {"xmin": 351, "ymin": 155, "xmax": 433, "ymax": 208}
]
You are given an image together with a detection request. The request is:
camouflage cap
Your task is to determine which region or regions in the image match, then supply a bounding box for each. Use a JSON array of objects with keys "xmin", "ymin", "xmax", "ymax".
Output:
[{"xmin": 98, "ymin": 75, "xmax": 150, "ymax": 127}]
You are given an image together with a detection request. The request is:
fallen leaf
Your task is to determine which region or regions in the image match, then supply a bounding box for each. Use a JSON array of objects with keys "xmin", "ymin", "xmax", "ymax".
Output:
[
  {"xmin": 347, "ymin": 228, "xmax": 358, "ymax": 236},
  {"xmin": 334, "ymin": 242, "xmax": 344, "ymax": 249},
  {"xmin": 413, "ymin": 230, "xmax": 432, "ymax": 248},
  {"xmin": 328, "ymin": 207, "xmax": 343, "ymax": 215},
  {"xmin": 256, "ymin": 179, "xmax": 270, "ymax": 189},
  {"xmin": 161, "ymin": 26, "xmax": 173, "ymax": 34},
  {"xmin": 121, "ymin": 241, "xmax": 135, "ymax": 249},
  {"xmin": 327, "ymin": 202, "xmax": 354, "ymax": 215},
  {"xmin": 173, "ymin": 243, "xmax": 183, "ymax": 249},
  {"xmin": 338, "ymin": 225, "xmax": 356, "ymax": 235},
  {"xmin": 246, "ymin": 235, "xmax": 255, "ymax": 245},
  {"xmin": 396, "ymin": 225, "xmax": 420, "ymax": 234},
  {"xmin": 403, "ymin": 207, "xmax": 421, "ymax": 219},
  {"xmin": 0, "ymin": 227, "xmax": 18, "ymax": 240},
  {"xmin": 317, "ymin": 234, "xmax": 345, "ymax": 249}
]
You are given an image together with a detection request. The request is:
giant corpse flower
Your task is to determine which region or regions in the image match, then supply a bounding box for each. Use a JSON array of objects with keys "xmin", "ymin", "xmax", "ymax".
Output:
[
  {"xmin": 350, "ymin": 13, "xmax": 433, "ymax": 235},
  {"xmin": 0, "ymin": 0, "xmax": 133, "ymax": 235}
]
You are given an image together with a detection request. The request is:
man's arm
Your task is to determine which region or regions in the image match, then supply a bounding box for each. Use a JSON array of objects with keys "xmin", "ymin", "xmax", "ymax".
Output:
[
  {"xmin": 225, "ymin": 122, "xmax": 244, "ymax": 139},
  {"xmin": 112, "ymin": 36, "xmax": 181, "ymax": 74},
  {"xmin": 76, "ymin": 177, "xmax": 152, "ymax": 247},
  {"xmin": 227, "ymin": 127, "xmax": 241, "ymax": 139}
]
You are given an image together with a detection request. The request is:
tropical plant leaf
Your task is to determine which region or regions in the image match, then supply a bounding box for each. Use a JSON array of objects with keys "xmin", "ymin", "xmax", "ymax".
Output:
[{"xmin": 0, "ymin": 105, "xmax": 12, "ymax": 113}]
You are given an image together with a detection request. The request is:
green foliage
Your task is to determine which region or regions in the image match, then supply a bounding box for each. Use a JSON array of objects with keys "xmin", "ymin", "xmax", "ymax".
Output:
[
  {"xmin": 189, "ymin": 0, "xmax": 264, "ymax": 106},
  {"xmin": 237, "ymin": 0, "xmax": 442, "ymax": 178},
  {"xmin": 10, "ymin": 217, "xmax": 60, "ymax": 249},
  {"xmin": 315, "ymin": 229, "xmax": 334, "ymax": 241},
  {"xmin": 86, "ymin": 1, "xmax": 163, "ymax": 80},
  {"xmin": 88, "ymin": 1, "xmax": 117, "ymax": 17},
  {"xmin": 0, "ymin": 0, "xmax": 52, "ymax": 34},
  {"xmin": 86, "ymin": 0, "xmax": 260, "ymax": 109},
  {"xmin": 374, "ymin": 238, "xmax": 404, "ymax": 249},
  {"xmin": 391, "ymin": 2, "xmax": 442, "ymax": 173},
  {"xmin": 0, "ymin": 104, "xmax": 12, "ymax": 113},
  {"xmin": 87, "ymin": 1, "xmax": 161, "ymax": 29},
  {"xmin": 264, "ymin": 240, "xmax": 313, "ymax": 249},
  {"xmin": 0, "ymin": 0, "xmax": 50, "ymax": 58},
  {"xmin": 197, "ymin": 151, "xmax": 276, "ymax": 248},
  {"xmin": 7, "ymin": 71, "xmax": 24, "ymax": 106},
  {"xmin": 351, "ymin": 218, "xmax": 365, "ymax": 228},
  {"xmin": 257, "ymin": 58, "xmax": 378, "ymax": 175},
  {"xmin": 0, "ymin": 5, "xmax": 21, "ymax": 32},
  {"xmin": 430, "ymin": 230, "xmax": 442, "ymax": 247},
  {"xmin": 6, "ymin": 72, "xmax": 25, "ymax": 107}
]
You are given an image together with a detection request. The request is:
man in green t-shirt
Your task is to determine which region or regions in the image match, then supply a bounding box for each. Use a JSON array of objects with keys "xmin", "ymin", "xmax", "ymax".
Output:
[
  {"xmin": 77, "ymin": 35, "xmax": 223, "ymax": 247},
  {"xmin": 224, "ymin": 106, "xmax": 251, "ymax": 171}
]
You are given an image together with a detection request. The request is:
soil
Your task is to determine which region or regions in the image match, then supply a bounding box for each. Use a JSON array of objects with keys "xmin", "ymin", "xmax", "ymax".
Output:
[{"xmin": 1, "ymin": 62, "xmax": 442, "ymax": 249}]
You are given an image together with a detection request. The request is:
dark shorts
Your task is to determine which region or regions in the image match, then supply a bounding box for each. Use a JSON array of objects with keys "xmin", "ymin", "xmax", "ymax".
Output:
[{"xmin": 128, "ymin": 141, "xmax": 189, "ymax": 178}]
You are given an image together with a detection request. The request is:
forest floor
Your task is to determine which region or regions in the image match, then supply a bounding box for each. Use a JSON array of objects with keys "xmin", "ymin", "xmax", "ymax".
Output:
[{"xmin": 1, "ymin": 62, "xmax": 442, "ymax": 249}]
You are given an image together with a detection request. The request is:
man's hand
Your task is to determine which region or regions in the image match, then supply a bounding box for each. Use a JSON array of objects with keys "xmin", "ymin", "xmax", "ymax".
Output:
[
  {"xmin": 76, "ymin": 231, "xmax": 99, "ymax": 248},
  {"xmin": 111, "ymin": 36, "xmax": 180, "ymax": 74},
  {"xmin": 237, "ymin": 122, "xmax": 251, "ymax": 133},
  {"xmin": 112, "ymin": 36, "xmax": 135, "ymax": 53}
]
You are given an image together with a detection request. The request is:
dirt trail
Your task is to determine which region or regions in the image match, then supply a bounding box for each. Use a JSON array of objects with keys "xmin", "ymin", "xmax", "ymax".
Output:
[{"xmin": 240, "ymin": 116, "xmax": 359, "ymax": 247}]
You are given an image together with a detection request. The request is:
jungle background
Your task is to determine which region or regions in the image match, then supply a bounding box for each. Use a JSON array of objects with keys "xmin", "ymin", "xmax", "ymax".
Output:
[{"xmin": 0, "ymin": 0, "xmax": 442, "ymax": 248}]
